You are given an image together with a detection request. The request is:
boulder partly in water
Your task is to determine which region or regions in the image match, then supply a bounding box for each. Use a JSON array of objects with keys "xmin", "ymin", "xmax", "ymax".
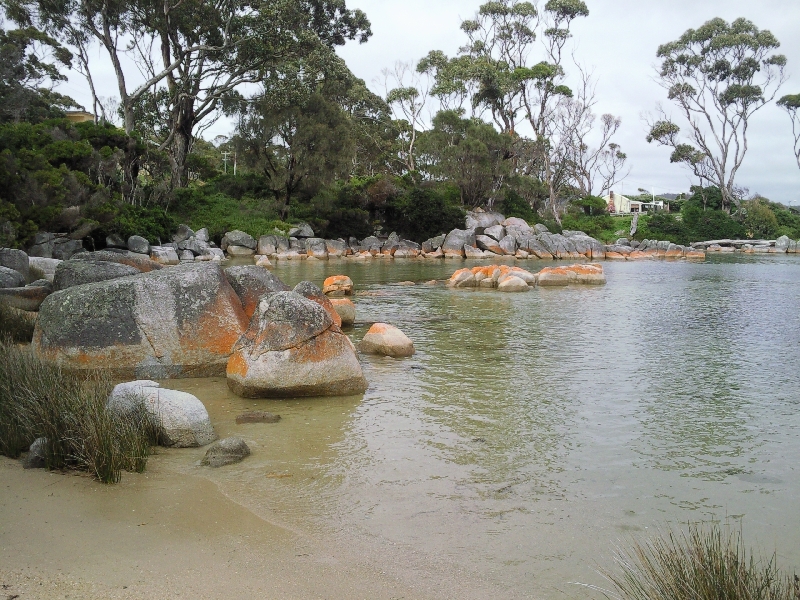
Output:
[
  {"xmin": 226, "ymin": 291, "xmax": 367, "ymax": 398},
  {"xmin": 34, "ymin": 262, "xmax": 249, "ymax": 379}
]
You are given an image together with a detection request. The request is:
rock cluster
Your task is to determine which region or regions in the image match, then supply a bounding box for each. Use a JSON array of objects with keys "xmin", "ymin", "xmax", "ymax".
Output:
[
  {"xmin": 605, "ymin": 239, "xmax": 705, "ymax": 260},
  {"xmin": 448, "ymin": 263, "xmax": 606, "ymax": 289}
]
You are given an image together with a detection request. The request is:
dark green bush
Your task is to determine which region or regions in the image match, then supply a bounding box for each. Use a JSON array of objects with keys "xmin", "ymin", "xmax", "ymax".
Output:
[
  {"xmin": 683, "ymin": 205, "xmax": 745, "ymax": 240},
  {"xmin": 383, "ymin": 183, "xmax": 465, "ymax": 242},
  {"xmin": 640, "ymin": 213, "xmax": 691, "ymax": 245}
]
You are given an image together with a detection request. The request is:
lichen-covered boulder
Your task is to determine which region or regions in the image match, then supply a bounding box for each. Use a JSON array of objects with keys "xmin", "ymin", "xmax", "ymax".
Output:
[
  {"xmin": 221, "ymin": 230, "xmax": 256, "ymax": 251},
  {"xmin": 201, "ymin": 437, "xmax": 250, "ymax": 467},
  {"xmin": 33, "ymin": 262, "xmax": 249, "ymax": 379},
  {"xmin": 288, "ymin": 223, "xmax": 314, "ymax": 239},
  {"xmin": 108, "ymin": 380, "xmax": 216, "ymax": 448},
  {"xmin": 359, "ymin": 323, "xmax": 415, "ymax": 358},
  {"xmin": 442, "ymin": 229, "xmax": 476, "ymax": 258},
  {"xmin": 224, "ymin": 265, "xmax": 290, "ymax": 318},
  {"xmin": 497, "ymin": 275, "xmax": 529, "ymax": 292},
  {"xmin": 226, "ymin": 292, "xmax": 367, "ymax": 398},
  {"xmin": 53, "ymin": 260, "xmax": 140, "ymax": 291},
  {"xmin": 70, "ymin": 250, "xmax": 164, "ymax": 273},
  {"xmin": 150, "ymin": 246, "xmax": 180, "ymax": 265},
  {"xmin": 537, "ymin": 264, "xmax": 606, "ymax": 286},
  {"xmin": 293, "ymin": 281, "xmax": 342, "ymax": 328},
  {"xmin": 323, "ymin": 275, "xmax": 353, "ymax": 296},
  {"xmin": 127, "ymin": 235, "xmax": 150, "ymax": 255},
  {"xmin": 466, "ymin": 209, "xmax": 505, "ymax": 230}
]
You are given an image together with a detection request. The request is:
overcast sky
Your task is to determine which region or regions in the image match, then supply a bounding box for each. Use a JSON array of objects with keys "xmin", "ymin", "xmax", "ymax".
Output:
[{"xmin": 57, "ymin": 0, "xmax": 800, "ymax": 203}]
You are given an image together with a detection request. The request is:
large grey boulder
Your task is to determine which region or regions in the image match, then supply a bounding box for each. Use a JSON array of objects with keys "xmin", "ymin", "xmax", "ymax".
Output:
[
  {"xmin": 305, "ymin": 238, "xmax": 328, "ymax": 259},
  {"xmin": 422, "ymin": 234, "xmax": 446, "ymax": 253},
  {"xmin": 287, "ymin": 222, "xmax": 314, "ymax": 239},
  {"xmin": 0, "ymin": 265, "xmax": 25, "ymax": 288},
  {"xmin": 257, "ymin": 235, "xmax": 278, "ymax": 256},
  {"xmin": 325, "ymin": 239, "xmax": 348, "ymax": 257},
  {"xmin": 775, "ymin": 235, "xmax": 791, "ymax": 252},
  {"xmin": 70, "ymin": 250, "xmax": 164, "ymax": 273},
  {"xmin": 221, "ymin": 230, "xmax": 256, "ymax": 251},
  {"xmin": 150, "ymin": 246, "xmax": 180, "ymax": 266},
  {"xmin": 172, "ymin": 224, "xmax": 195, "ymax": 244},
  {"xmin": 466, "ymin": 210, "xmax": 505, "ymax": 230},
  {"xmin": 0, "ymin": 248, "xmax": 30, "ymax": 281},
  {"xmin": 53, "ymin": 259, "xmax": 140, "ymax": 291},
  {"xmin": 52, "ymin": 239, "xmax": 84, "ymax": 260},
  {"xmin": 476, "ymin": 235, "xmax": 503, "ymax": 254},
  {"xmin": 442, "ymin": 229, "xmax": 476, "ymax": 258},
  {"xmin": 227, "ymin": 291, "xmax": 367, "ymax": 398},
  {"xmin": 533, "ymin": 223, "xmax": 550, "ymax": 234},
  {"xmin": 177, "ymin": 238, "xmax": 209, "ymax": 256},
  {"xmin": 293, "ymin": 280, "xmax": 342, "ymax": 328},
  {"xmin": 201, "ymin": 437, "xmax": 250, "ymax": 467},
  {"xmin": 499, "ymin": 235, "xmax": 518, "ymax": 255},
  {"xmin": 195, "ymin": 228, "xmax": 209, "ymax": 243},
  {"xmin": 28, "ymin": 232, "xmax": 56, "ymax": 258},
  {"xmin": 224, "ymin": 265, "xmax": 290, "ymax": 318},
  {"xmin": 484, "ymin": 225, "xmax": 506, "ymax": 241},
  {"xmin": 34, "ymin": 262, "xmax": 249, "ymax": 379},
  {"xmin": 360, "ymin": 236, "xmax": 382, "ymax": 254},
  {"xmin": 127, "ymin": 235, "xmax": 151, "ymax": 255},
  {"xmin": 108, "ymin": 380, "xmax": 216, "ymax": 448}
]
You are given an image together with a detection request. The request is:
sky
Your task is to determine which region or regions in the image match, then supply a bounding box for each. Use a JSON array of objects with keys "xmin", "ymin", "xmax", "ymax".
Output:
[{"xmin": 56, "ymin": 0, "xmax": 800, "ymax": 204}]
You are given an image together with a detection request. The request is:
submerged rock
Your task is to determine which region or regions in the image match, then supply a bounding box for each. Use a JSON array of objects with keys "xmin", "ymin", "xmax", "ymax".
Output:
[
  {"xmin": 359, "ymin": 323, "xmax": 415, "ymax": 358},
  {"xmin": 227, "ymin": 291, "xmax": 367, "ymax": 398},
  {"xmin": 201, "ymin": 437, "xmax": 250, "ymax": 467},
  {"xmin": 108, "ymin": 380, "xmax": 216, "ymax": 448},
  {"xmin": 34, "ymin": 262, "xmax": 249, "ymax": 379},
  {"xmin": 236, "ymin": 411, "xmax": 281, "ymax": 424}
]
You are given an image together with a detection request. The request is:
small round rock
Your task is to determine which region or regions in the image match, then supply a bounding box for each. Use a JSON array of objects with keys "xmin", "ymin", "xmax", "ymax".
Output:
[{"xmin": 201, "ymin": 437, "xmax": 251, "ymax": 468}]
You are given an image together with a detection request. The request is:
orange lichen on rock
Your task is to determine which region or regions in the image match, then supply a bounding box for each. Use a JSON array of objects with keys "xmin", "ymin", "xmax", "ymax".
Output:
[
  {"xmin": 448, "ymin": 265, "xmax": 536, "ymax": 289},
  {"xmin": 537, "ymin": 263, "xmax": 605, "ymax": 286},
  {"xmin": 323, "ymin": 275, "xmax": 354, "ymax": 296},
  {"xmin": 227, "ymin": 352, "xmax": 249, "ymax": 377}
]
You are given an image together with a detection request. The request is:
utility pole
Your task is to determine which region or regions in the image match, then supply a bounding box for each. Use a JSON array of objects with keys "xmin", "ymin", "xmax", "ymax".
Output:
[
  {"xmin": 221, "ymin": 151, "xmax": 232, "ymax": 174},
  {"xmin": 233, "ymin": 152, "xmax": 237, "ymax": 176}
]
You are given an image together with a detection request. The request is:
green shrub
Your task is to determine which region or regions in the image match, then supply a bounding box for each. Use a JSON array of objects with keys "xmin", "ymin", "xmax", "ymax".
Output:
[
  {"xmin": 740, "ymin": 199, "xmax": 780, "ymax": 239},
  {"xmin": 639, "ymin": 213, "xmax": 691, "ymax": 245},
  {"xmin": 0, "ymin": 340, "xmax": 155, "ymax": 483},
  {"xmin": 0, "ymin": 302, "xmax": 36, "ymax": 343},
  {"xmin": 604, "ymin": 522, "xmax": 799, "ymax": 600},
  {"xmin": 383, "ymin": 183, "xmax": 465, "ymax": 242},
  {"xmin": 683, "ymin": 205, "xmax": 745, "ymax": 241}
]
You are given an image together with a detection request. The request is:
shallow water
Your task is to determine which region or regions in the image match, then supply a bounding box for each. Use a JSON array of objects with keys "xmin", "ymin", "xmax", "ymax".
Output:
[{"xmin": 166, "ymin": 254, "xmax": 800, "ymax": 598}]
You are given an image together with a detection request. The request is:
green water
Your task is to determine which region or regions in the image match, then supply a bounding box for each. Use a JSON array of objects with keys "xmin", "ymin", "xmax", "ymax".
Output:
[{"xmin": 167, "ymin": 255, "xmax": 800, "ymax": 598}]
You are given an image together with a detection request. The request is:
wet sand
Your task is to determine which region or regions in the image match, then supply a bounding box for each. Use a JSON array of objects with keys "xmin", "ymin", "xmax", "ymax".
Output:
[{"xmin": 0, "ymin": 454, "xmax": 502, "ymax": 600}]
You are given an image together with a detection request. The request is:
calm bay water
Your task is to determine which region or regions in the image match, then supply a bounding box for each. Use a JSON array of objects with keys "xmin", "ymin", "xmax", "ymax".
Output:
[{"xmin": 166, "ymin": 254, "xmax": 800, "ymax": 598}]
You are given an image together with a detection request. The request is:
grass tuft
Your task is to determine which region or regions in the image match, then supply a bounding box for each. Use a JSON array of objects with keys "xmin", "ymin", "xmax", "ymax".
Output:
[
  {"xmin": 603, "ymin": 522, "xmax": 800, "ymax": 600},
  {"xmin": 0, "ymin": 338, "xmax": 156, "ymax": 483},
  {"xmin": 0, "ymin": 301, "xmax": 36, "ymax": 343}
]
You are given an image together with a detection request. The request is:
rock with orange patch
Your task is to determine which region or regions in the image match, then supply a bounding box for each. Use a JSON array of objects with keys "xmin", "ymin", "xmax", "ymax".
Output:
[
  {"xmin": 33, "ymin": 262, "xmax": 249, "ymax": 379},
  {"xmin": 227, "ymin": 292, "xmax": 366, "ymax": 398},
  {"xmin": 224, "ymin": 265, "xmax": 290, "ymax": 318},
  {"xmin": 293, "ymin": 281, "xmax": 342, "ymax": 329},
  {"xmin": 330, "ymin": 298, "xmax": 356, "ymax": 326},
  {"xmin": 359, "ymin": 323, "xmax": 415, "ymax": 357},
  {"xmin": 497, "ymin": 275, "xmax": 529, "ymax": 292},
  {"xmin": 323, "ymin": 275, "xmax": 353, "ymax": 296},
  {"xmin": 685, "ymin": 249, "xmax": 706, "ymax": 260},
  {"xmin": 448, "ymin": 268, "xmax": 475, "ymax": 288},
  {"xmin": 537, "ymin": 264, "xmax": 605, "ymax": 286}
]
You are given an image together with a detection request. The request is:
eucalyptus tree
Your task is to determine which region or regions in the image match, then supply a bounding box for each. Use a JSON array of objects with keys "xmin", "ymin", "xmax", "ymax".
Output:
[
  {"xmin": 646, "ymin": 18, "xmax": 787, "ymax": 212},
  {"xmin": 380, "ymin": 62, "xmax": 430, "ymax": 172},
  {"xmin": 777, "ymin": 94, "xmax": 800, "ymax": 170},
  {"xmin": 3, "ymin": 0, "xmax": 371, "ymax": 195}
]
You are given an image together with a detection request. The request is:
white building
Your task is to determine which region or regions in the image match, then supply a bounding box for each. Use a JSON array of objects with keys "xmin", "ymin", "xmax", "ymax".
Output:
[{"xmin": 603, "ymin": 191, "xmax": 665, "ymax": 214}]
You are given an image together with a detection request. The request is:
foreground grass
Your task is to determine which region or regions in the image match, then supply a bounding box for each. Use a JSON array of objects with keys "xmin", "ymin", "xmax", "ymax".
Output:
[
  {"xmin": 603, "ymin": 522, "xmax": 800, "ymax": 600},
  {"xmin": 0, "ymin": 339, "xmax": 156, "ymax": 483},
  {"xmin": 0, "ymin": 301, "xmax": 36, "ymax": 343}
]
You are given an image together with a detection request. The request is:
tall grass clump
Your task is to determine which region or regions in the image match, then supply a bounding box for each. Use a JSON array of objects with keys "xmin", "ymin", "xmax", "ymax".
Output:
[
  {"xmin": 604, "ymin": 522, "xmax": 800, "ymax": 600},
  {"xmin": 0, "ymin": 338, "xmax": 157, "ymax": 483},
  {"xmin": 0, "ymin": 301, "xmax": 36, "ymax": 343}
]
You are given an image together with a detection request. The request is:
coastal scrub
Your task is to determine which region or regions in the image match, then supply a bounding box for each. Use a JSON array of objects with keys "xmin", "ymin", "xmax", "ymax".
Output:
[{"xmin": 0, "ymin": 339, "xmax": 156, "ymax": 483}]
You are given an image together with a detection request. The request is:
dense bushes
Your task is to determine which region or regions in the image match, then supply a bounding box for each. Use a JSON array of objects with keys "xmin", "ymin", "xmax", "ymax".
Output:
[{"xmin": 0, "ymin": 339, "xmax": 155, "ymax": 483}]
